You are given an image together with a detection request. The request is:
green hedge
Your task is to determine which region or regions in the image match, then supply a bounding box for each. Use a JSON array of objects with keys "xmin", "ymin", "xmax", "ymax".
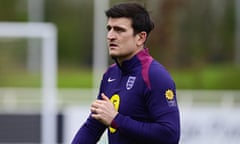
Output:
[
  {"xmin": 171, "ymin": 64, "xmax": 240, "ymax": 89},
  {"xmin": 0, "ymin": 64, "xmax": 239, "ymax": 89}
]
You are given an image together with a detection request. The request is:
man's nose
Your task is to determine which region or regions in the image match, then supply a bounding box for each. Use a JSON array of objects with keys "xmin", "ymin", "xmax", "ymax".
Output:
[{"xmin": 107, "ymin": 30, "xmax": 116, "ymax": 40}]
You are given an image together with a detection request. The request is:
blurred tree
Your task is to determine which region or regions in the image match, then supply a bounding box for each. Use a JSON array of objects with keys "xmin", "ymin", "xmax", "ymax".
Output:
[
  {"xmin": 177, "ymin": 0, "xmax": 235, "ymax": 67},
  {"xmin": 0, "ymin": 0, "xmax": 27, "ymax": 21},
  {"xmin": 0, "ymin": 0, "xmax": 236, "ymax": 69},
  {"xmin": 148, "ymin": 0, "xmax": 184, "ymax": 68},
  {"xmin": 147, "ymin": 0, "xmax": 235, "ymax": 68},
  {"xmin": 45, "ymin": 0, "xmax": 94, "ymax": 67}
]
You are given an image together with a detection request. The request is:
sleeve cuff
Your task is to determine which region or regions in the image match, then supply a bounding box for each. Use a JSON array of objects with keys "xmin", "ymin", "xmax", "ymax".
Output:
[{"xmin": 110, "ymin": 113, "xmax": 120, "ymax": 129}]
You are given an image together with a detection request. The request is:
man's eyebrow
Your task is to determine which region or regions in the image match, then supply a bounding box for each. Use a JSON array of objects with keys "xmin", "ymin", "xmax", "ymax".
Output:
[{"xmin": 106, "ymin": 25, "xmax": 126, "ymax": 31}]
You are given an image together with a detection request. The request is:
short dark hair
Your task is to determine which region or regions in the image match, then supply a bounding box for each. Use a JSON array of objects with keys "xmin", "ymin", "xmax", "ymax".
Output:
[{"xmin": 105, "ymin": 2, "xmax": 154, "ymax": 36}]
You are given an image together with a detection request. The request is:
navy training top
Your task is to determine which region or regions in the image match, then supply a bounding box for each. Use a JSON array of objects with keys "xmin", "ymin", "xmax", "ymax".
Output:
[{"xmin": 72, "ymin": 48, "xmax": 180, "ymax": 144}]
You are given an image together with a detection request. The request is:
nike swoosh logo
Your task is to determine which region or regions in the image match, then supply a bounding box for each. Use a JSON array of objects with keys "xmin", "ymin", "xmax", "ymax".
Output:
[{"xmin": 108, "ymin": 77, "xmax": 116, "ymax": 82}]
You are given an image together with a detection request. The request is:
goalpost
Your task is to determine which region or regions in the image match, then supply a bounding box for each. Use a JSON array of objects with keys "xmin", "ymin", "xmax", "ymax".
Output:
[{"xmin": 0, "ymin": 22, "xmax": 58, "ymax": 144}]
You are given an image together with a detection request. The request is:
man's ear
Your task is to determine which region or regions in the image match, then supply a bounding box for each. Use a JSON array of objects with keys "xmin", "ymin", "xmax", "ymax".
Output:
[{"xmin": 136, "ymin": 31, "xmax": 147, "ymax": 46}]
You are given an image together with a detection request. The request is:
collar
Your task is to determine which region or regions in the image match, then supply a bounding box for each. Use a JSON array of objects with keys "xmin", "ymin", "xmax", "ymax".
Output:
[{"xmin": 114, "ymin": 48, "xmax": 151, "ymax": 74}]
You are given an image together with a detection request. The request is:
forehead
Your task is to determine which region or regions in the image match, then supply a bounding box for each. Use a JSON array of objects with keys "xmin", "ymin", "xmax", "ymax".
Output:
[{"xmin": 107, "ymin": 17, "xmax": 132, "ymax": 28}]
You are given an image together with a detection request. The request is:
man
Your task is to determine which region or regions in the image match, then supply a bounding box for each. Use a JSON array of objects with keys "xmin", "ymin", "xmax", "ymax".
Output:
[{"xmin": 72, "ymin": 2, "xmax": 180, "ymax": 144}]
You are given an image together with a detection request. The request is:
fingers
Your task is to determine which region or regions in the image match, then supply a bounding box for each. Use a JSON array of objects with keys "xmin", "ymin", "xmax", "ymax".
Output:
[
  {"xmin": 90, "ymin": 93, "xmax": 117, "ymax": 126},
  {"xmin": 90, "ymin": 106, "xmax": 97, "ymax": 114},
  {"xmin": 90, "ymin": 96, "xmax": 106, "ymax": 114},
  {"xmin": 101, "ymin": 93, "xmax": 109, "ymax": 101},
  {"xmin": 90, "ymin": 103, "xmax": 106, "ymax": 125}
]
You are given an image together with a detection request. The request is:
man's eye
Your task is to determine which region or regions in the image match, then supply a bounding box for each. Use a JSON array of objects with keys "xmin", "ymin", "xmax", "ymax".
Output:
[
  {"xmin": 107, "ymin": 26, "xmax": 111, "ymax": 31},
  {"xmin": 115, "ymin": 28, "xmax": 124, "ymax": 32}
]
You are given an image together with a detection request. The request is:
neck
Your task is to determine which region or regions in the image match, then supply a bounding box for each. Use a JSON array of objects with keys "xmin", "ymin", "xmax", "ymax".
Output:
[{"xmin": 116, "ymin": 47, "xmax": 144, "ymax": 65}]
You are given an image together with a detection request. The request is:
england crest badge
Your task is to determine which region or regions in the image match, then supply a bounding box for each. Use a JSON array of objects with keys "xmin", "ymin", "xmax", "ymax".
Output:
[{"xmin": 126, "ymin": 76, "xmax": 136, "ymax": 90}]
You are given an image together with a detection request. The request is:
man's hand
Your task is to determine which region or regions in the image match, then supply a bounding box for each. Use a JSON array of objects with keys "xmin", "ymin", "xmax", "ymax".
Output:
[{"xmin": 91, "ymin": 93, "xmax": 118, "ymax": 126}]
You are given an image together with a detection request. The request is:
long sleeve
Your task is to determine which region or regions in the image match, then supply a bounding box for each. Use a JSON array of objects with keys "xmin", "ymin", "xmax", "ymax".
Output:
[
  {"xmin": 71, "ymin": 78, "xmax": 108, "ymax": 144},
  {"xmin": 71, "ymin": 116, "xmax": 106, "ymax": 144}
]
